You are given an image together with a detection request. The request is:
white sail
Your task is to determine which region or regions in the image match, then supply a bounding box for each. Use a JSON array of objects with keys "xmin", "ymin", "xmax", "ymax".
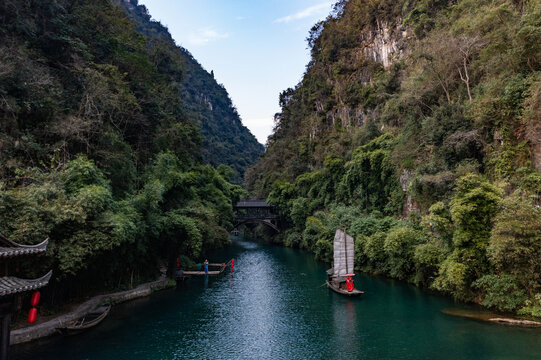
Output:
[{"xmin": 333, "ymin": 229, "xmax": 354, "ymax": 276}]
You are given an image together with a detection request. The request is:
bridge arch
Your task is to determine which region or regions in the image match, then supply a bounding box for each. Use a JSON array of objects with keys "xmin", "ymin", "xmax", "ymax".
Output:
[
  {"xmin": 233, "ymin": 200, "xmax": 280, "ymax": 233},
  {"xmin": 233, "ymin": 219, "xmax": 280, "ymax": 232}
]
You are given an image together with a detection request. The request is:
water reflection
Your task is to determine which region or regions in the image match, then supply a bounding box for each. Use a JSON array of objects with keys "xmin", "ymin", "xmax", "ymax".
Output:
[{"xmin": 331, "ymin": 297, "xmax": 360, "ymax": 358}]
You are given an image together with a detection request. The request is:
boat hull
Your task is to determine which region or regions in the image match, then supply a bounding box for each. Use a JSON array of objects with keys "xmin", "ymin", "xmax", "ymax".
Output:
[
  {"xmin": 326, "ymin": 280, "xmax": 364, "ymax": 297},
  {"xmin": 56, "ymin": 305, "xmax": 111, "ymax": 335}
]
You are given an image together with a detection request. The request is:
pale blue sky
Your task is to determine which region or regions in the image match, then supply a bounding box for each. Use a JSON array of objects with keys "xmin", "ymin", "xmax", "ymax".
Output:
[{"xmin": 138, "ymin": 0, "xmax": 336, "ymax": 144}]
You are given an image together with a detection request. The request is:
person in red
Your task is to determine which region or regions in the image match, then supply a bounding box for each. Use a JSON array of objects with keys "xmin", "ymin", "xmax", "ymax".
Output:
[{"xmin": 346, "ymin": 274, "xmax": 355, "ymax": 291}]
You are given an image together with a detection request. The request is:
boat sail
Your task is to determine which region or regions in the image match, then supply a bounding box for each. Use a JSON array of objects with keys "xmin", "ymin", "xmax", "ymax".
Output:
[
  {"xmin": 333, "ymin": 229, "xmax": 354, "ymax": 277},
  {"xmin": 326, "ymin": 229, "xmax": 363, "ymax": 296}
]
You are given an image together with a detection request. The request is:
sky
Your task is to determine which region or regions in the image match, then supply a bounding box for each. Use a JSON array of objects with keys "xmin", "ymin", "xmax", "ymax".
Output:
[{"xmin": 138, "ymin": 0, "xmax": 336, "ymax": 144}]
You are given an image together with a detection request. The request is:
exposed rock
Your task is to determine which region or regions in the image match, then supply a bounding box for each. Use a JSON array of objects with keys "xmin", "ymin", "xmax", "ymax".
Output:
[
  {"xmin": 400, "ymin": 169, "xmax": 414, "ymax": 216},
  {"xmin": 325, "ymin": 106, "xmax": 376, "ymax": 128},
  {"xmin": 490, "ymin": 318, "xmax": 541, "ymax": 327},
  {"xmin": 442, "ymin": 308, "xmax": 541, "ymax": 328},
  {"xmin": 359, "ymin": 19, "xmax": 409, "ymax": 69}
]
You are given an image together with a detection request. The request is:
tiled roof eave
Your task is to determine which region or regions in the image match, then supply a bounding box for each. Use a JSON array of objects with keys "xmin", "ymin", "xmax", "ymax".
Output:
[
  {"xmin": 0, "ymin": 247, "xmax": 47, "ymax": 258},
  {"xmin": 0, "ymin": 271, "xmax": 53, "ymax": 297},
  {"xmin": 0, "ymin": 235, "xmax": 48, "ymax": 257}
]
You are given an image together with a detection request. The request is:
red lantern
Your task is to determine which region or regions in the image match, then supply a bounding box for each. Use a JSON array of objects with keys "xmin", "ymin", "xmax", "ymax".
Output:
[
  {"xmin": 230, "ymin": 258, "xmax": 235, "ymax": 273},
  {"xmin": 28, "ymin": 307, "xmax": 37, "ymax": 323},
  {"xmin": 30, "ymin": 291, "xmax": 41, "ymax": 307}
]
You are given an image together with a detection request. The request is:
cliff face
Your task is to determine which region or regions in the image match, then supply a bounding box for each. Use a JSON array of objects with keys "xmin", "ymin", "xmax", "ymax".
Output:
[
  {"xmin": 116, "ymin": 0, "xmax": 264, "ymax": 182},
  {"xmin": 246, "ymin": 2, "xmax": 411, "ymax": 192},
  {"xmin": 323, "ymin": 18, "xmax": 409, "ymax": 131},
  {"xmin": 360, "ymin": 19, "xmax": 409, "ymax": 70}
]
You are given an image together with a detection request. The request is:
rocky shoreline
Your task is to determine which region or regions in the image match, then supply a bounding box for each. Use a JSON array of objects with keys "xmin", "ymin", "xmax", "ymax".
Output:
[{"xmin": 442, "ymin": 308, "xmax": 541, "ymax": 328}]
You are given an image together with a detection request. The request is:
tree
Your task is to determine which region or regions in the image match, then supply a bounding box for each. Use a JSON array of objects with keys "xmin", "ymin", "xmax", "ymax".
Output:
[
  {"xmin": 488, "ymin": 195, "xmax": 541, "ymax": 297},
  {"xmin": 455, "ymin": 35, "xmax": 486, "ymax": 102},
  {"xmin": 433, "ymin": 174, "xmax": 502, "ymax": 299},
  {"xmin": 383, "ymin": 226, "xmax": 421, "ymax": 280}
]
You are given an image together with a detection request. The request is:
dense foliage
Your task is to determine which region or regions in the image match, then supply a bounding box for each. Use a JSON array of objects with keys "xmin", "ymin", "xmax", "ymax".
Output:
[
  {"xmin": 0, "ymin": 0, "xmax": 247, "ymax": 304},
  {"xmin": 117, "ymin": 0, "xmax": 264, "ymax": 183},
  {"xmin": 248, "ymin": 0, "xmax": 541, "ymax": 316}
]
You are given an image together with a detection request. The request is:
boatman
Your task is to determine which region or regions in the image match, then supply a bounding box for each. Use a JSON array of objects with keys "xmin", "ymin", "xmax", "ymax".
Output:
[{"xmin": 204, "ymin": 259, "xmax": 209, "ymax": 274}]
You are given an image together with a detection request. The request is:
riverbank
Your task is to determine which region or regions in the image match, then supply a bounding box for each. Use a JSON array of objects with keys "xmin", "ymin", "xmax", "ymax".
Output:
[
  {"xmin": 11, "ymin": 276, "xmax": 174, "ymax": 345},
  {"xmin": 442, "ymin": 308, "xmax": 541, "ymax": 328}
]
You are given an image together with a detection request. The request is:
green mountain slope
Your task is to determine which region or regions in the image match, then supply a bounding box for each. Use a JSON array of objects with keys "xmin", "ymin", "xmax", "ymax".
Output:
[
  {"xmin": 0, "ymin": 0, "xmax": 245, "ymax": 305},
  {"xmin": 117, "ymin": 0, "xmax": 264, "ymax": 182},
  {"xmin": 248, "ymin": 0, "xmax": 541, "ymax": 316}
]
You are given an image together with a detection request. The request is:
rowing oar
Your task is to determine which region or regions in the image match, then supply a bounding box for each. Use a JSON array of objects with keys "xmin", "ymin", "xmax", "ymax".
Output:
[{"xmin": 318, "ymin": 282, "xmax": 327, "ymax": 288}]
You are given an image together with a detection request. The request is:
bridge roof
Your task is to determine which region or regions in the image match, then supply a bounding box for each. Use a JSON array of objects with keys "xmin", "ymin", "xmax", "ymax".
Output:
[{"xmin": 235, "ymin": 200, "xmax": 272, "ymax": 208}]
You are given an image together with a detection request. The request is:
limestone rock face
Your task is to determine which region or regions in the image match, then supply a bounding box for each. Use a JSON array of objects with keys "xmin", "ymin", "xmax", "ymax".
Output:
[
  {"xmin": 400, "ymin": 169, "xmax": 415, "ymax": 217},
  {"xmin": 359, "ymin": 19, "xmax": 409, "ymax": 69},
  {"xmin": 323, "ymin": 19, "xmax": 409, "ymax": 129}
]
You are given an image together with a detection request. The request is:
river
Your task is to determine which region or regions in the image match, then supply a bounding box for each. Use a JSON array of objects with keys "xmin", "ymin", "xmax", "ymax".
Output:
[{"xmin": 14, "ymin": 237, "xmax": 541, "ymax": 359}]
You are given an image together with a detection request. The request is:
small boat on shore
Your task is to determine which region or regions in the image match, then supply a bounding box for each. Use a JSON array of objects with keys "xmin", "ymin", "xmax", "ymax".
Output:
[
  {"xmin": 56, "ymin": 304, "xmax": 111, "ymax": 335},
  {"xmin": 326, "ymin": 229, "xmax": 363, "ymax": 297}
]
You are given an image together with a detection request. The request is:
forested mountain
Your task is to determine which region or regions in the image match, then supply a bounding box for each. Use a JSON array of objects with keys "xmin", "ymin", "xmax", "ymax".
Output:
[
  {"xmin": 0, "ymin": 0, "xmax": 246, "ymax": 305},
  {"xmin": 248, "ymin": 0, "xmax": 541, "ymax": 317},
  {"xmin": 117, "ymin": 0, "xmax": 264, "ymax": 183}
]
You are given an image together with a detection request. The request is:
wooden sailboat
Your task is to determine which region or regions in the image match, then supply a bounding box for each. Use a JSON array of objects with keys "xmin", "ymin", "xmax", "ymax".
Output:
[{"xmin": 326, "ymin": 229, "xmax": 363, "ymax": 296}]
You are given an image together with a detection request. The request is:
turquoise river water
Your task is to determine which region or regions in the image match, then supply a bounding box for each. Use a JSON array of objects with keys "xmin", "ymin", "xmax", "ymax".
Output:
[{"xmin": 14, "ymin": 237, "xmax": 541, "ymax": 359}]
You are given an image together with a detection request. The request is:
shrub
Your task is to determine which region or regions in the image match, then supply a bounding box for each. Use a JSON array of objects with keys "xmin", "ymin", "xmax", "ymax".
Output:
[
  {"xmin": 488, "ymin": 195, "xmax": 541, "ymax": 297},
  {"xmin": 432, "ymin": 253, "xmax": 470, "ymax": 300},
  {"xmin": 383, "ymin": 226, "xmax": 421, "ymax": 280},
  {"xmin": 413, "ymin": 241, "xmax": 446, "ymax": 286},
  {"xmin": 473, "ymin": 274, "xmax": 528, "ymax": 312},
  {"xmin": 363, "ymin": 232, "xmax": 387, "ymax": 273}
]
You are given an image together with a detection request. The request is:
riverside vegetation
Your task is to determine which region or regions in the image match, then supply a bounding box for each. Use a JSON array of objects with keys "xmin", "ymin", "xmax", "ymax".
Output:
[
  {"xmin": 0, "ymin": 0, "xmax": 261, "ymax": 309},
  {"xmin": 247, "ymin": 0, "xmax": 541, "ymax": 317}
]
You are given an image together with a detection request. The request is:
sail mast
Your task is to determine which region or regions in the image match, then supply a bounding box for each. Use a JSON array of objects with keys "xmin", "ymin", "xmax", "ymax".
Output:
[{"xmin": 344, "ymin": 229, "xmax": 348, "ymax": 276}]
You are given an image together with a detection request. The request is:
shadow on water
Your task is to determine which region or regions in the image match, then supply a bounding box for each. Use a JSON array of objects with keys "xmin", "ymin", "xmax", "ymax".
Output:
[{"xmin": 14, "ymin": 236, "xmax": 541, "ymax": 360}]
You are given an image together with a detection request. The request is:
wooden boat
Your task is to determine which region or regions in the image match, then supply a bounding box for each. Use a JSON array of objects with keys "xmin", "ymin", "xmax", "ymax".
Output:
[
  {"xmin": 57, "ymin": 304, "xmax": 111, "ymax": 335},
  {"xmin": 326, "ymin": 229, "xmax": 364, "ymax": 297},
  {"xmin": 182, "ymin": 260, "xmax": 232, "ymax": 276},
  {"xmin": 326, "ymin": 278, "xmax": 364, "ymax": 296}
]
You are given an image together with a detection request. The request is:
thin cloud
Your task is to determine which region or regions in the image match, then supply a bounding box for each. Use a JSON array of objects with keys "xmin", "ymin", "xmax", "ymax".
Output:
[
  {"xmin": 274, "ymin": 2, "xmax": 333, "ymax": 23},
  {"xmin": 188, "ymin": 28, "xmax": 229, "ymax": 46}
]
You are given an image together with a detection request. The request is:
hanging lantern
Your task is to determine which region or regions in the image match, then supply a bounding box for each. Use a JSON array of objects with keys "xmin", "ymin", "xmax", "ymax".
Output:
[
  {"xmin": 30, "ymin": 291, "xmax": 40, "ymax": 307},
  {"xmin": 28, "ymin": 308, "xmax": 37, "ymax": 323}
]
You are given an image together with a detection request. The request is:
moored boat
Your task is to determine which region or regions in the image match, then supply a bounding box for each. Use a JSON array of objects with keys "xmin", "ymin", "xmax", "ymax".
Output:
[
  {"xmin": 182, "ymin": 260, "xmax": 233, "ymax": 276},
  {"xmin": 326, "ymin": 229, "xmax": 364, "ymax": 297},
  {"xmin": 56, "ymin": 304, "xmax": 111, "ymax": 335}
]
